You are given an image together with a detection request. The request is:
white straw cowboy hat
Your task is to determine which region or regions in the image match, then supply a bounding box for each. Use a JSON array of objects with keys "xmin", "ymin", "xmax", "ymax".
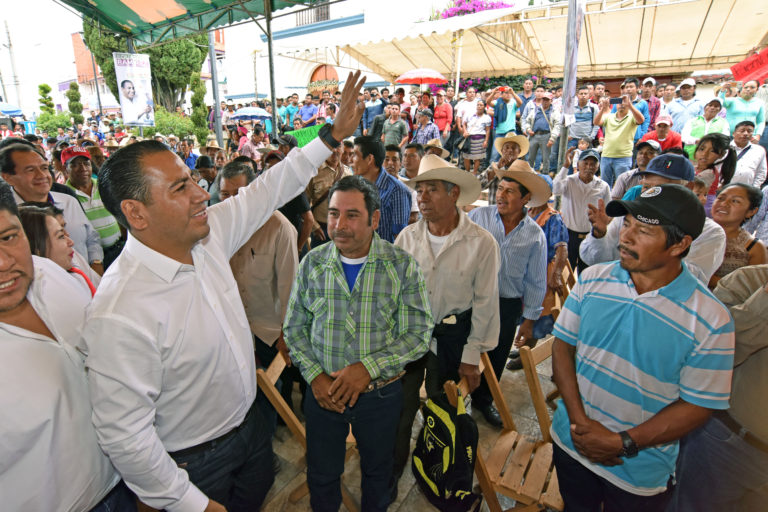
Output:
[
  {"xmin": 404, "ymin": 154, "xmax": 482, "ymax": 206},
  {"xmin": 493, "ymin": 133, "xmax": 529, "ymax": 158},
  {"xmin": 204, "ymin": 139, "xmax": 223, "ymax": 151},
  {"xmin": 424, "ymin": 138, "xmax": 450, "ymax": 159},
  {"xmin": 494, "ymin": 159, "xmax": 552, "ymax": 207}
]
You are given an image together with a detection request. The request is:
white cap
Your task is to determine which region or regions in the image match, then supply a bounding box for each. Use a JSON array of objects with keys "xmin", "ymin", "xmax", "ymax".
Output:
[
  {"xmin": 643, "ymin": 77, "xmax": 656, "ymax": 85},
  {"xmin": 680, "ymin": 78, "xmax": 696, "ymax": 88}
]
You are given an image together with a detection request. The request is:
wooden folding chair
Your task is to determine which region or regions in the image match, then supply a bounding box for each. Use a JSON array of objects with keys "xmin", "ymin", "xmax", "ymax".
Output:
[
  {"xmin": 256, "ymin": 352, "xmax": 359, "ymax": 512},
  {"xmin": 444, "ymin": 352, "xmax": 563, "ymax": 511}
]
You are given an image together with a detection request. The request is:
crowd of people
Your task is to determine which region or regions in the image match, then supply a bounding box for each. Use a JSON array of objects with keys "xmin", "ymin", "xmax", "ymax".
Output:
[{"xmin": 0, "ymin": 67, "xmax": 766, "ymax": 512}]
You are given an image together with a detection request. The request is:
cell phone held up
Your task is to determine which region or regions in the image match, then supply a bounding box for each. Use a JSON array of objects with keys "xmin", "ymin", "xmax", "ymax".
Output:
[{"xmin": 609, "ymin": 97, "xmax": 623, "ymax": 105}]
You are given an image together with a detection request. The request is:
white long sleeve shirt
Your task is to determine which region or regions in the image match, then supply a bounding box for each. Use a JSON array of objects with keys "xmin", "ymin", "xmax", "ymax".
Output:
[
  {"xmin": 0, "ymin": 257, "xmax": 119, "ymax": 511},
  {"xmin": 579, "ymin": 216, "xmax": 726, "ymax": 282},
  {"xmin": 83, "ymin": 138, "xmax": 331, "ymax": 512},
  {"xmin": 730, "ymin": 142, "xmax": 767, "ymax": 188},
  {"xmin": 553, "ymin": 166, "xmax": 612, "ymax": 232},
  {"xmin": 395, "ymin": 209, "xmax": 500, "ymax": 365}
]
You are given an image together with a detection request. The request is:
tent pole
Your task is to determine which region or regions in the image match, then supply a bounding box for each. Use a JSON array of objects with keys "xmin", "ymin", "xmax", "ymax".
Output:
[
  {"xmin": 558, "ymin": 0, "xmax": 584, "ymax": 170},
  {"xmin": 265, "ymin": 0, "xmax": 279, "ymax": 140},
  {"xmin": 455, "ymin": 29, "xmax": 463, "ymax": 90},
  {"xmin": 208, "ymin": 30, "xmax": 224, "ymax": 147}
]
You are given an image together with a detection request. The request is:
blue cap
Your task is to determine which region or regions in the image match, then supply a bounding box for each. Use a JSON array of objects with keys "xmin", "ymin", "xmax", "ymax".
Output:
[
  {"xmin": 642, "ymin": 154, "xmax": 695, "ymax": 181},
  {"xmin": 579, "ymin": 148, "xmax": 600, "ymax": 162},
  {"xmin": 537, "ymin": 172, "xmax": 553, "ymax": 190}
]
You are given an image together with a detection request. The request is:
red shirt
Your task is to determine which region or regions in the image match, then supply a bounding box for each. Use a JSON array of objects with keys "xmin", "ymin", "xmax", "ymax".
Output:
[
  {"xmin": 639, "ymin": 129, "xmax": 682, "ymax": 151},
  {"xmin": 433, "ymin": 102, "xmax": 453, "ymax": 132}
]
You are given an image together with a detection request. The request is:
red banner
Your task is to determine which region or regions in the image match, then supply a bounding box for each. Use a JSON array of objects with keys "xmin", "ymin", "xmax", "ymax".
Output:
[{"xmin": 730, "ymin": 49, "xmax": 768, "ymax": 84}]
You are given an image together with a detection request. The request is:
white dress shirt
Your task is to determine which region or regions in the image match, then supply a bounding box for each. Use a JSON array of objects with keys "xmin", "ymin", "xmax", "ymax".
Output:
[
  {"xmin": 83, "ymin": 138, "xmax": 331, "ymax": 512},
  {"xmin": 0, "ymin": 257, "xmax": 119, "ymax": 511},
  {"xmin": 553, "ymin": 166, "xmax": 612, "ymax": 232},
  {"xmin": 579, "ymin": 216, "xmax": 726, "ymax": 282},
  {"xmin": 730, "ymin": 141, "xmax": 767, "ymax": 188},
  {"xmin": 395, "ymin": 208, "xmax": 500, "ymax": 365},
  {"xmin": 13, "ymin": 188, "xmax": 104, "ymax": 262}
]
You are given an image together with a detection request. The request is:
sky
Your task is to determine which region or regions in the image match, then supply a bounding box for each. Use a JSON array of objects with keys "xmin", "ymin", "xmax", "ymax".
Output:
[{"xmin": 0, "ymin": 1, "xmax": 84, "ymax": 113}]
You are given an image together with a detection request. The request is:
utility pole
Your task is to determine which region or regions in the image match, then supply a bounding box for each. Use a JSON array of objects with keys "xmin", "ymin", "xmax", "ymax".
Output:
[
  {"xmin": 82, "ymin": 33, "xmax": 103, "ymax": 118},
  {"xmin": 208, "ymin": 30, "xmax": 223, "ymax": 147},
  {"xmin": 5, "ymin": 21, "xmax": 21, "ymax": 107},
  {"xmin": 253, "ymin": 50, "xmax": 259, "ymax": 101},
  {"xmin": 0, "ymin": 67, "xmax": 7, "ymax": 103}
]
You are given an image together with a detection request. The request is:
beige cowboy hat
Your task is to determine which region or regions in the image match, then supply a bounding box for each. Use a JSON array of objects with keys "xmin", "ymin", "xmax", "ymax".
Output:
[
  {"xmin": 204, "ymin": 140, "xmax": 223, "ymax": 151},
  {"xmin": 495, "ymin": 159, "xmax": 551, "ymax": 207},
  {"xmin": 404, "ymin": 154, "xmax": 482, "ymax": 206},
  {"xmin": 493, "ymin": 133, "xmax": 529, "ymax": 158},
  {"xmin": 424, "ymin": 138, "xmax": 449, "ymax": 159},
  {"xmin": 104, "ymin": 140, "xmax": 119, "ymax": 148},
  {"xmin": 256, "ymin": 144, "xmax": 279, "ymax": 155}
]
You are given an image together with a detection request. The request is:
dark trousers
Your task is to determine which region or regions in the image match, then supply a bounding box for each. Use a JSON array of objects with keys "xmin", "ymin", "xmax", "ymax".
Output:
[
  {"xmin": 567, "ymin": 228, "xmax": 589, "ymax": 274},
  {"xmin": 311, "ymin": 221, "xmax": 330, "ymax": 248},
  {"xmin": 304, "ymin": 380, "xmax": 403, "ymax": 512},
  {"xmin": 471, "ymin": 297, "xmax": 522, "ymax": 408},
  {"xmin": 169, "ymin": 402, "xmax": 275, "ymax": 512},
  {"xmin": 393, "ymin": 354, "xmax": 428, "ymax": 476},
  {"xmin": 89, "ymin": 481, "xmax": 136, "ymax": 512},
  {"xmin": 103, "ymin": 239, "xmax": 124, "ymax": 270},
  {"xmin": 553, "ymin": 444, "xmax": 672, "ymax": 512}
]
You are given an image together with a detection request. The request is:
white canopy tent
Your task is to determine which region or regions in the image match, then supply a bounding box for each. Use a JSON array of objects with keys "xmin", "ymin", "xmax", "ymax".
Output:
[{"xmin": 336, "ymin": 0, "xmax": 768, "ymax": 81}]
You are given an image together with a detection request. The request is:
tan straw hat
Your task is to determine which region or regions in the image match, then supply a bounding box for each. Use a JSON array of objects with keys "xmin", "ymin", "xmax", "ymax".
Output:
[
  {"xmin": 424, "ymin": 138, "xmax": 449, "ymax": 159},
  {"xmin": 205, "ymin": 139, "xmax": 223, "ymax": 151},
  {"xmin": 493, "ymin": 133, "xmax": 529, "ymax": 158},
  {"xmin": 404, "ymin": 154, "xmax": 481, "ymax": 206},
  {"xmin": 495, "ymin": 159, "xmax": 551, "ymax": 207}
]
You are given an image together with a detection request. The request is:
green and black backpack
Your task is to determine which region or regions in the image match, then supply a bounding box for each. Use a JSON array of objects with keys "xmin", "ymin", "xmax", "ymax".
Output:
[{"xmin": 412, "ymin": 390, "xmax": 481, "ymax": 511}]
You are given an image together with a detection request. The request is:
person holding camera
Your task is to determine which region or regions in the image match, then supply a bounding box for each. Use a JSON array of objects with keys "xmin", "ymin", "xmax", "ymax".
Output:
[{"xmin": 594, "ymin": 94, "xmax": 645, "ymax": 186}]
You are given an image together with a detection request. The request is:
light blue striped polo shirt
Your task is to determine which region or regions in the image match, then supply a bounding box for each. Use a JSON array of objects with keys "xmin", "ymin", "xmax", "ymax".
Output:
[{"xmin": 551, "ymin": 261, "xmax": 734, "ymax": 496}]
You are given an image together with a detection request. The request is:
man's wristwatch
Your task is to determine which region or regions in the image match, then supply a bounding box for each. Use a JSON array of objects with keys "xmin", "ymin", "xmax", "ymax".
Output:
[
  {"xmin": 318, "ymin": 123, "xmax": 341, "ymax": 149},
  {"xmin": 618, "ymin": 431, "xmax": 639, "ymax": 458}
]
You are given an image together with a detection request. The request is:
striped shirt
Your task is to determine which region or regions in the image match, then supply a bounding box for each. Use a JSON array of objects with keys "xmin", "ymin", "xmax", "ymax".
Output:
[
  {"xmin": 551, "ymin": 261, "xmax": 734, "ymax": 496},
  {"xmin": 66, "ymin": 178, "xmax": 121, "ymax": 248},
  {"xmin": 374, "ymin": 169, "xmax": 412, "ymax": 243},
  {"xmin": 468, "ymin": 206, "xmax": 547, "ymax": 319},
  {"xmin": 283, "ymin": 233, "xmax": 433, "ymax": 384}
]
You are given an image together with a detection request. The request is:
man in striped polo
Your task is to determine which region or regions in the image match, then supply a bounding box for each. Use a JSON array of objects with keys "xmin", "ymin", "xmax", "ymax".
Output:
[
  {"xmin": 551, "ymin": 184, "xmax": 735, "ymax": 511},
  {"xmin": 63, "ymin": 146, "xmax": 123, "ymax": 269}
]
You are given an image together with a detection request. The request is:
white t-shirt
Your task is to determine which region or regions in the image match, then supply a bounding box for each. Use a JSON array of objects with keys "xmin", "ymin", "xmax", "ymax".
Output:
[{"xmin": 427, "ymin": 231, "xmax": 449, "ymax": 258}]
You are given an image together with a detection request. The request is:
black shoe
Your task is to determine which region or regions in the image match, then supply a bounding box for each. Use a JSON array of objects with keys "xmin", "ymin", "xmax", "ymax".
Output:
[
  {"xmin": 508, "ymin": 348, "xmax": 520, "ymax": 359},
  {"xmin": 506, "ymin": 357, "xmax": 523, "ymax": 371},
  {"xmin": 476, "ymin": 403, "xmax": 503, "ymax": 428}
]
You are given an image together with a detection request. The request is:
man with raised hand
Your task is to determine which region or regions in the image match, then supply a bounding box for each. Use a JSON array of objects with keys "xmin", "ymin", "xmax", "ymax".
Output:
[{"xmin": 82, "ymin": 71, "xmax": 366, "ymax": 512}]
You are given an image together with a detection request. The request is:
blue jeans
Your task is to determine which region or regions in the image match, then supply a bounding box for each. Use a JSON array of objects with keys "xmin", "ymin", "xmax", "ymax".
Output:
[
  {"xmin": 667, "ymin": 415, "xmax": 768, "ymax": 512},
  {"xmin": 549, "ymin": 136, "xmax": 561, "ymax": 172},
  {"xmin": 170, "ymin": 403, "xmax": 275, "ymax": 512},
  {"xmin": 305, "ymin": 379, "xmax": 404, "ymax": 512},
  {"xmin": 600, "ymin": 156, "xmax": 632, "ymax": 187},
  {"xmin": 89, "ymin": 481, "xmax": 136, "ymax": 512}
]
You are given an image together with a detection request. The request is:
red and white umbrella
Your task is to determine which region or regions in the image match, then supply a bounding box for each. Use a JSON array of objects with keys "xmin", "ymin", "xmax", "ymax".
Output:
[{"xmin": 395, "ymin": 68, "xmax": 448, "ymax": 85}]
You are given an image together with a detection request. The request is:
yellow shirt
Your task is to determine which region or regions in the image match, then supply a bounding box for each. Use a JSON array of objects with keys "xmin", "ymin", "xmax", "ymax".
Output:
[{"xmin": 602, "ymin": 113, "xmax": 639, "ymax": 158}]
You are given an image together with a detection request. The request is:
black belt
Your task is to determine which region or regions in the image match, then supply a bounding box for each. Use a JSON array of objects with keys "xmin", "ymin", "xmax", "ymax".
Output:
[
  {"xmin": 568, "ymin": 229, "xmax": 589, "ymax": 240},
  {"xmin": 168, "ymin": 401, "xmax": 257, "ymax": 459},
  {"xmin": 534, "ymin": 130, "xmax": 551, "ymax": 135},
  {"xmin": 713, "ymin": 410, "xmax": 768, "ymax": 454}
]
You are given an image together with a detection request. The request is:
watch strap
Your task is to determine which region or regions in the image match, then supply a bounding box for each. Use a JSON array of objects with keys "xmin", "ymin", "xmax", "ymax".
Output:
[
  {"xmin": 318, "ymin": 123, "xmax": 340, "ymax": 149},
  {"xmin": 619, "ymin": 430, "xmax": 639, "ymax": 458}
]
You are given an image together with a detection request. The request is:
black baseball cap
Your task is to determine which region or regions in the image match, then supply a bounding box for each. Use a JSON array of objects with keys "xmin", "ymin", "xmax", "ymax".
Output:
[
  {"xmin": 275, "ymin": 133, "xmax": 298, "ymax": 149},
  {"xmin": 640, "ymin": 154, "xmax": 695, "ymax": 181},
  {"xmin": 606, "ymin": 183, "xmax": 705, "ymax": 239}
]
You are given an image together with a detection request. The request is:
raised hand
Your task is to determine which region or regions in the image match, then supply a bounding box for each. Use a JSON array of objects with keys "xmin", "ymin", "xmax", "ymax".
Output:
[{"xmin": 330, "ymin": 71, "xmax": 367, "ymax": 142}]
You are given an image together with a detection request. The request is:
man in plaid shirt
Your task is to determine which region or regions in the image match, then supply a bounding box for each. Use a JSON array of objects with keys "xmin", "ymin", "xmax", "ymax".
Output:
[{"xmin": 284, "ymin": 175, "xmax": 433, "ymax": 512}]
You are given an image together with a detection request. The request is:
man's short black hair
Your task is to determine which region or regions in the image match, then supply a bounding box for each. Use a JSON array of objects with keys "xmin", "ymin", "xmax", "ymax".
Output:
[
  {"xmin": 577, "ymin": 84, "xmax": 589, "ymax": 92},
  {"xmin": 381, "ymin": 88, "xmax": 389, "ymax": 94},
  {"xmin": 384, "ymin": 144, "xmax": 401, "ymax": 156},
  {"xmin": 395, "ymin": 87, "xmax": 405, "ymax": 95},
  {"xmin": 535, "ymin": 85, "xmax": 546, "ymax": 91},
  {"xmin": 623, "ymin": 77, "xmax": 640, "ymax": 87},
  {"xmin": 229, "ymin": 155, "xmax": 259, "ymax": 174},
  {"xmin": 328, "ymin": 175, "xmax": 381, "ymax": 225},
  {"xmin": 734, "ymin": 120, "xmax": 756, "ymax": 131},
  {"xmin": 500, "ymin": 177, "xmax": 530, "ymax": 199},
  {"xmin": 221, "ymin": 161, "xmax": 257, "ymax": 185},
  {"xmin": 120, "ymin": 79, "xmax": 133, "ymax": 89},
  {"xmin": 98, "ymin": 140, "xmax": 169, "ymax": 229},
  {"xmin": 0, "ymin": 142, "xmax": 40, "ymax": 175},
  {"xmin": 661, "ymin": 224, "xmax": 690, "ymax": 258},
  {"xmin": 22, "ymin": 134, "xmax": 38, "ymax": 144},
  {"xmin": 46, "ymin": 137, "xmax": 57, "ymax": 145},
  {"xmin": 594, "ymin": 81, "xmax": 605, "ymax": 87},
  {"xmin": 353, "ymin": 136, "xmax": 385, "ymax": 168},
  {"xmin": 0, "ymin": 180, "xmax": 19, "ymax": 218},
  {"xmin": 252, "ymin": 127, "xmax": 263, "ymax": 136},
  {"xmin": 404, "ymin": 142, "xmax": 425, "ymax": 157},
  {"xmin": 342, "ymin": 139, "xmax": 354, "ymax": 149}
]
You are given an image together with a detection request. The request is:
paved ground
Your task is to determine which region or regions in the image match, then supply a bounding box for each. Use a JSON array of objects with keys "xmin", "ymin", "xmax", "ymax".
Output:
[{"xmin": 262, "ymin": 358, "xmax": 556, "ymax": 511}]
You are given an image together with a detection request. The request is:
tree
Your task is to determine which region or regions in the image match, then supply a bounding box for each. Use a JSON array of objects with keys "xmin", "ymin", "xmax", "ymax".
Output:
[
  {"xmin": 135, "ymin": 106, "xmax": 195, "ymax": 139},
  {"xmin": 65, "ymin": 82, "xmax": 84, "ymax": 125},
  {"xmin": 36, "ymin": 111, "xmax": 72, "ymax": 134},
  {"xmin": 83, "ymin": 17, "xmax": 208, "ymax": 113},
  {"xmin": 38, "ymin": 84, "xmax": 55, "ymax": 115},
  {"xmin": 189, "ymin": 72, "xmax": 210, "ymax": 146}
]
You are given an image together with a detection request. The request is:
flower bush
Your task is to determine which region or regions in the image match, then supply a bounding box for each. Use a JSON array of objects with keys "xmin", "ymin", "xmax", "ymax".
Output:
[
  {"xmin": 426, "ymin": 74, "xmax": 560, "ymax": 94},
  {"xmin": 440, "ymin": 0, "xmax": 514, "ymax": 19}
]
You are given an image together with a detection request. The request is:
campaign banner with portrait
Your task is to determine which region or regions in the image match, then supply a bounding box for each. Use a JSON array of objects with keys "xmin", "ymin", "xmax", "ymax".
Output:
[{"xmin": 113, "ymin": 52, "xmax": 155, "ymax": 127}]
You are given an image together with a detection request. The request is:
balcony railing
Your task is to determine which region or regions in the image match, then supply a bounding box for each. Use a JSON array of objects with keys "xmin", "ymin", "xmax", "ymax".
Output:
[{"xmin": 296, "ymin": 2, "xmax": 330, "ymax": 26}]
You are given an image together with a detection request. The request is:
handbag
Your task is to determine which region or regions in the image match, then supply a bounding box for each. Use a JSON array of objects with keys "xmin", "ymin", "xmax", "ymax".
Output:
[{"xmin": 457, "ymin": 136, "xmax": 470, "ymax": 153}]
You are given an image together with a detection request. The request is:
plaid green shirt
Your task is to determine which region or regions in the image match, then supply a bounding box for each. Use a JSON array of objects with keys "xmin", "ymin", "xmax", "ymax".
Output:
[{"xmin": 284, "ymin": 233, "xmax": 433, "ymax": 384}]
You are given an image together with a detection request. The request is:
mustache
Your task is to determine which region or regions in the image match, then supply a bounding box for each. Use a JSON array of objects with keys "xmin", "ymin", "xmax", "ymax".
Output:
[
  {"xmin": 617, "ymin": 244, "xmax": 639, "ymax": 259},
  {"xmin": 331, "ymin": 230, "xmax": 354, "ymax": 238}
]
